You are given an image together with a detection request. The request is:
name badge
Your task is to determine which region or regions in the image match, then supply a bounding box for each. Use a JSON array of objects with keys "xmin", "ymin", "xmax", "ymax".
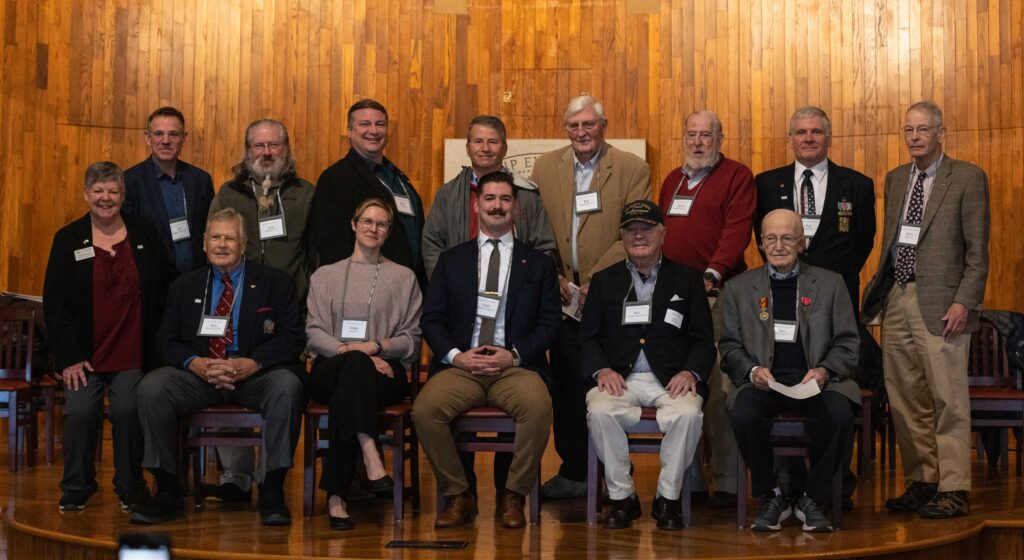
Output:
[
  {"xmin": 665, "ymin": 308, "xmax": 684, "ymax": 328},
  {"xmin": 773, "ymin": 320, "xmax": 798, "ymax": 343},
  {"xmin": 668, "ymin": 196, "xmax": 694, "ymax": 216},
  {"xmin": 574, "ymin": 191, "xmax": 601, "ymax": 214},
  {"xmin": 476, "ymin": 293, "xmax": 501, "ymax": 320},
  {"xmin": 897, "ymin": 223, "xmax": 921, "ymax": 246},
  {"xmin": 198, "ymin": 315, "xmax": 229, "ymax": 337},
  {"xmin": 622, "ymin": 302, "xmax": 652, "ymax": 325},
  {"xmin": 340, "ymin": 319, "xmax": 369, "ymax": 341},
  {"xmin": 74, "ymin": 246, "xmax": 96, "ymax": 261},
  {"xmin": 801, "ymin": 216, "xmax": 821, "ymax": 238},
  {"xmin": 169, "ymin": 218, "xmax": 191, "ymax": 242},
  {"xmin": 393, "ymin": 195, "xmax": 415, "ymax": 216},
  {"xmin": 259, "ymin": 215, "xmax": 287, "ymax": 240}
]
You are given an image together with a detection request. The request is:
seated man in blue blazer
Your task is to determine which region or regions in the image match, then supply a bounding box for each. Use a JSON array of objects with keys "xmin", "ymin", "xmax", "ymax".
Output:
[
  {"xmin": 581, "ymin": 200, "xmax": 716, "ymax": 530},
  {"xmin": 719, "ymin": 209, "xmax": 860, "ymax": 533},
  {"xmin": 413, "ymin": 172, "xmax": 560, "ymax": 529},
  {"xmin": 130, "ymin": 208, "xmax": 307, "ymax": 526}
]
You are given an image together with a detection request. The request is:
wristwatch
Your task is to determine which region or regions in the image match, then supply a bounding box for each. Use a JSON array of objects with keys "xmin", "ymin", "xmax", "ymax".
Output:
[
  {"xmin": 373, "ymin": 340, "xmax": 384, "ymax": 355},
  {"xmin": 703, "ymin": 271, "xmax": 719, "ymax": 287},
  {"xmin": 510, "ymin": 346, "xmax": 522, "ymax": 368}
]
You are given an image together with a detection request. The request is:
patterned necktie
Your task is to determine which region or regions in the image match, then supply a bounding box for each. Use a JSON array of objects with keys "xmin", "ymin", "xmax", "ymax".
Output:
[
  {"xmin": 801, "ymin": 169, "xmax": 816, "ymax": 215},
  {"xmin": 477, "ymin": 239, "xmax": 501, "ymax": 346},
  {"xmin": 894, "ymin": 172, "xmax": 927, "ymax": 284},
  {"xmin": 208, "ymin": 272, "xmax": 235, "ymax": 359}
]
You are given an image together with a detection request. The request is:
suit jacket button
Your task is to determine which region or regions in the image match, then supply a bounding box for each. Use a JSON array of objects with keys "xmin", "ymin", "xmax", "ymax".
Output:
[{"xmin": 639, "ymin": 338, "xmax": 646, "ymax": 345}]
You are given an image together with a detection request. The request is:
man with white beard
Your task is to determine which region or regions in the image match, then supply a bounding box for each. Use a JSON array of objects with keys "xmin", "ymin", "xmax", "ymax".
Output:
[{"xmin": 203, "ymin": 118, "xmax": 315, "ymax": 504}]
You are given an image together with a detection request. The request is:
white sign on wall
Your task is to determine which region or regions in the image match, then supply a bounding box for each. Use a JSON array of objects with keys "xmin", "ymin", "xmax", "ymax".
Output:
[{"xmin": 442, "ymin": 138, "xmax": 647, "ymax": 184}]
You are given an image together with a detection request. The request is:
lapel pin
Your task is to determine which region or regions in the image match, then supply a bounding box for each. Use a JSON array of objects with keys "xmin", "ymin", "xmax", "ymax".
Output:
[{"xmin": 758, "ymin": 296, "xmax": 769, "ymax": 321}]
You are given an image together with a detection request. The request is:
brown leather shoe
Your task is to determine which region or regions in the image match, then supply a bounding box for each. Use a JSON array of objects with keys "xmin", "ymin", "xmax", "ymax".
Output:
[
  {"xmin": 498, "ymin": 490, "xmax": 526, "ymax": 529},
  {"xmin": 434, "ymin": 491, "xmax": 478, "ymax": 528}
]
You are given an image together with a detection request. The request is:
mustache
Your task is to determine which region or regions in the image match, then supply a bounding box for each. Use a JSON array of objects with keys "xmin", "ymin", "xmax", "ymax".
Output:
[{"xmin": 486, "ymin": 208, "xmax": 507, "ymax": 217}]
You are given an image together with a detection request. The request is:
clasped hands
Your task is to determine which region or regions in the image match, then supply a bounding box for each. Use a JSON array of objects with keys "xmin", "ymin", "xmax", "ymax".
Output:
[
  {"xmin": 751, "ymin": 366, "xmax": 827, "ymax": 391},
  {"xmin": 188, "ymin": 357, "xmax": 260, "ymax": 389},
  {"xmin": 453, "ymin": 345, "xmax": 514, "ymax": 376}
]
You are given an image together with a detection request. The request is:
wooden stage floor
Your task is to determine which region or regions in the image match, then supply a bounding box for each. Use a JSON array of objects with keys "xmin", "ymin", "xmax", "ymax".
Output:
[{"xmin": 2, "ymin": 435, "xmax": 1023, "ymax": 559}]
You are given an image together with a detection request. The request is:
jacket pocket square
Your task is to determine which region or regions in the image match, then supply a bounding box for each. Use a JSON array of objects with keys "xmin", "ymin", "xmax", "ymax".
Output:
[
  {"xmin": 670, "ymin": 294, "xmax": 684, "ymax": 302},
  {"xmin": 256, "ymin": 306, "xmax": 274, "ymax": 312}
]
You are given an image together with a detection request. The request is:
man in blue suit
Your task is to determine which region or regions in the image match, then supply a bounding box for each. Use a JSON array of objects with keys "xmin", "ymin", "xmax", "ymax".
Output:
[
  {"xmin": 123, "ymin": 106, "xmax": 215, "ymax": 274},
  {"xmin": 413, "ymin": 172, "xmax": 560, "ymax": 529}
]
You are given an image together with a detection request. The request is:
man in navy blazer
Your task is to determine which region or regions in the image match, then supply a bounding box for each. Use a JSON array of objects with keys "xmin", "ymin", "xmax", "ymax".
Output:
[
  {"xmin": 123, "ymin": 107, "xmax": 215, "ymax": 275},
  {"xmin": 754, "ymin": 106, "xmax": 875, "ymax": 319},
  {"xmin": 413, "ymin": 172, "xmax": 560, "ymax": 529},
  {"xmin": 131, "ymin": 208, "xmax": 306, "ymax": 527},
  {"xmin": 581, "ymin": 200, "xmax": 716, "ymax": 530}
]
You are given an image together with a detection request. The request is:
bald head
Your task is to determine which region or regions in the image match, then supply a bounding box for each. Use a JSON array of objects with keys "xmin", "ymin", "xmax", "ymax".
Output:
[{"xmin": 760, "ymin": 209, "xmax": 804, "ymax": 272}]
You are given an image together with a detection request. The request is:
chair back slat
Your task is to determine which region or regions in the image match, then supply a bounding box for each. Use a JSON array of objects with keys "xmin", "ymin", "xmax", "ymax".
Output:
[
  {"xmin": 0, "ymin": 306, "xmax": 35, "ymax": 382},
  {"xmin": 968, "ymin": 322, "xmax": 1014, "ymax": 389}
]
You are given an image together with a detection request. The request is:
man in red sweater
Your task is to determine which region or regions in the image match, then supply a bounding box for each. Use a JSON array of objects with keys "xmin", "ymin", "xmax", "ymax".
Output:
[{"xmin": 657, "ymin": 110, "xmax": 756, "ymax": 507}]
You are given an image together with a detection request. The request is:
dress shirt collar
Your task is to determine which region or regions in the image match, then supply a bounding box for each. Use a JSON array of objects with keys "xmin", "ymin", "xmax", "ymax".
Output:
[
  {"xmin": 477, "ymin": 230, "xmax": 515, "ymax": 249},
  {"xmin": 767, "ymin": 260, "xmax": 801, "ymax": 280}
]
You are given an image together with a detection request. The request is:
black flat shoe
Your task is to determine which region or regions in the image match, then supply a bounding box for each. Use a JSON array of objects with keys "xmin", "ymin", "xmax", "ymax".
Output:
[
  {"xmin": 366, "ymin": 474, "xmax": 395, "ymax": 496},
  {"xmin": 329, "ymin": 515, "xmax": 355, "ymax": 531}
]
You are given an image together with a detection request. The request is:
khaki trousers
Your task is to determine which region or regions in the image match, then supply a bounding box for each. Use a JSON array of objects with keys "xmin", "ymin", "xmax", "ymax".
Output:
[
  {"xmin": 882, "ymin": 283, "xmax": 972, "ymax": 492},
  {"xmin": 702, "ymin": 297, "xmax": 738, "ymax": 493},
  {"xmin": 412, "ymin": 367, "xmax": 552, "ymax": 497}
]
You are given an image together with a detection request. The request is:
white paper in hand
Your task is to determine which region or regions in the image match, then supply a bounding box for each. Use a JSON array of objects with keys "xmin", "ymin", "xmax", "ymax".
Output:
[
  {"xmin": 562, "ymin": 282, "xmax": 583, "ymax": 321},
  {"xmin": 768, "ymin": 379, "xmax": 822, "ymax": 400}
]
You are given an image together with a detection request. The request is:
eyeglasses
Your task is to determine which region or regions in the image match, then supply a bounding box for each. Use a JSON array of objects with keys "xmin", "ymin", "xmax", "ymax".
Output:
[
  {"xmin": 564, "ymin": 120, "xmax": 603, "ymax": 133},
  {"xmin": 357, "ymin": 217, "xmax": 391, "ymax": 230},
  {"xmin": 761, "ymin": 234, "xmax": 803, "ymax": 247},
  {"xmin": 250, "ymin": 142, "xmax": 284, "ymax": 152},
  {"xmin": 902, "ymin": 126, "xmax": 938, "ymax": 137}
]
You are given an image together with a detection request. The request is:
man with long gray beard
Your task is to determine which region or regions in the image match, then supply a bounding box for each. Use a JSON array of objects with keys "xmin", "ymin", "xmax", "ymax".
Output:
[{"xmin": 203, "ymin": 118, "xmax": 314, "ymax": 504}]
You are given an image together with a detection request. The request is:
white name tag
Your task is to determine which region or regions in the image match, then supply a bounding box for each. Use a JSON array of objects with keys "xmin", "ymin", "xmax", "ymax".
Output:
[
  {"xmin": 340, "ymin": 319, "xmax": 369, "ymax": 341},
  {"xmin": 74, "ymin": 246, "xmax": 96, "ymax": 261},
  {"xmin": 169, "ymin": 218, "xmax": 191, "ymax": 242},
  {"xmin": 476, "ymin": 294, "xmax": 501, "ymax": 319},
  {"xmin": 198, "ymin": 316, "xmax": 229, "ymax": 337},
  {"xmin": 773, "ymin": 320, "xmax": 798, "ymax": 343},
  {"xmin": 897, "ymin": 224, "xmax": 921, "ymax": 246},
  {"xmin": 393, "ymin": 195, "xmax": 415, "ymax": 216},
  {"xmin": 622, "ymin": 302, "xmax": 652, "ymax": 325},
  {"xmin": 665, "ymin": 308, "xmax": 684, "ymax": 328},
  {"xmin": 801, "ymin": 216, "xmax": 821, "ymax": 238},
  {"xmin": 259, "ymin": 215, "xmax": 287, "ymax": 240},
  {"xmin": 668, "ymin": 196, "xmax": 694, "ymax": 216},
  {"xmin": 574, "ymin": 191, "xmax": 601, "ymax": 213}
]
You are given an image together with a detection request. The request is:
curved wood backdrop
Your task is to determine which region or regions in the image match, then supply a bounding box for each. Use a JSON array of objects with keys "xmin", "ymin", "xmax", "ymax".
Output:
[{"xmin": 1, "ymin": 0, "xmax": 1021, "ymax": 311}]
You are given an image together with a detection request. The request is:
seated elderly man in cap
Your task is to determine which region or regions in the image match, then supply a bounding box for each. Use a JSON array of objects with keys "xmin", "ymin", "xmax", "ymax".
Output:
[
  {"xmin": 719, "ymin": 209, "xmax": 859, "ymax": 533},
  {"xmin": 581, "ymin": 199, "xmax": 716, "ymax": 530}
]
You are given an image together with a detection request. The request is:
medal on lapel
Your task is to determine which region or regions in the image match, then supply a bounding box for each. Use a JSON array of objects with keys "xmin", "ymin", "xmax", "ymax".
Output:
[
  {"xmin": 837, "ymin": 200, "xmax": 853, "ymax": 233},
  {"xmin": 759, "ymin": 296, "xmax": 769, "ymax": 321}
]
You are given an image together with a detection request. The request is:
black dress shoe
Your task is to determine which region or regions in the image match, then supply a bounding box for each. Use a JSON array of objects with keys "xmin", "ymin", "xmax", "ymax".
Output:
[
  {"xmin": 651, "ymin": 495, "xmax": 683, "ymax": 530},
  {"xmin": 885, "ymin": 481, "xmax": 938, "ymax": 513},
  {"xmin": 365, "ymin": 474, "xmax": 395, "ymax": 497},
  {"xmin": 329, "ymin": 515, "xmax": 355, "ymax": 531},
  {"xmin": 258, "ymin": 487, "xmax": 292, "ymax": 526},
  {"xmin": 603, "ymin": 494, "xmax": 642, "ymax": 529},
  {"xmin": 130, "ymin": 491, "xmax": 185, "ymax": 525}
]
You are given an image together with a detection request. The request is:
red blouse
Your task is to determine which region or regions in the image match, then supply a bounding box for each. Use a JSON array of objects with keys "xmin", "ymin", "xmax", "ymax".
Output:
[{"xmin": 91, "ymin": 237, "xmax": 143, "ymax": 372}]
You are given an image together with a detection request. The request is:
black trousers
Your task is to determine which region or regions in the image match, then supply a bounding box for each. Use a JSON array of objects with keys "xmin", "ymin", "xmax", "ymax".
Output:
[
  {"xmin": 730, "ymin": 388, "xmax": 854, "ymax": 506},
  {"xmin": 548, "ymin": 317, "xmax": 589, "ymax": 481},
  {"xmin": 309, "ymin": 352, "xmax": 407, "ymax": 499}
]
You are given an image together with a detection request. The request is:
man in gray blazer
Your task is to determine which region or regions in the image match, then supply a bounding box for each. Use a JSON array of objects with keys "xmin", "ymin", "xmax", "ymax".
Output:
[
  {"xmin": 720, "ymin": 209, "xmax": 860, "ymax": 533},
  {"xmin": 862, "ymin": 101, "xmax": 989, "ymax": 519}
]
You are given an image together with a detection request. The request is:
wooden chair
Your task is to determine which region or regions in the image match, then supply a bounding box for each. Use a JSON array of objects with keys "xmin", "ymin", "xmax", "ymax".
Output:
[
  {"xmin": 0, "ymin": 306, "xmax": 38, "ymax": 472},
  {"xmin": 303, "ymin": 361, "xmax": 422, "ymax": 521},
  {"xmin": 180, "ymin": 405, "xmax": 265, "ymax": 512},
  {"xmin": 435, "ymin": 406, "xmax": 541, "ymax": 524},
  {"xmin": 585, "ymin": 407, "xmax": 695, "ymax": 526},
  {"xmin": 968, "ymin": 321, "xmax": 1024, "ymax": 476}
]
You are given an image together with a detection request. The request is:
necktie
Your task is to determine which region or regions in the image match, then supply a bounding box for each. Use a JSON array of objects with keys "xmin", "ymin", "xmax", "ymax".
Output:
[
  {"xmin": 477, "ymin": 239, "xmax": 501, "ymax": 346},
  {"xmin": 801, "ymin": 169, "xmax": 816, "ymax": 215},
  {"xmin": 468, "ymin": 176, "xmax": 479, "ymax": 239},
  {"xmin": 894, "ymin": 172, "xmax": 927, "ymax": 284},
  {"xmin": 208, "ymin": 272, "xmax": 235, "ymax": 359}
]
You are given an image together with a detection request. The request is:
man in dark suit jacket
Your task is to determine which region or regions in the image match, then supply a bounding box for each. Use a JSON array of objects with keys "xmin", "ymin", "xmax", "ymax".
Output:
[
  {"xmin": 580, "ymin": 200, "xmax": 715, "ymax": 530},
  {"xmin": 413, "ymin": 172, "xmax": 560, "ymax": 529},
  {"xmin": 862, "ymin": 101, "xmax": 989, "ymax": 519},
  {"xmin": 123, "ymin": 106, "xmax": 215, "ymax": 275},
  {"xmin": 131, "ymin": 208, "xmax": 306, "ymax": 527},
  {"xmin": 721, "ymin": 209, "xmax": 860, "ymax": 533},
  {"xmin": 754, "ymin": 106, "xmax": 875, "ymax": 319},
  {"xmin": 310, "ymin": 99, "xmax": 426, "ymax": 286}
]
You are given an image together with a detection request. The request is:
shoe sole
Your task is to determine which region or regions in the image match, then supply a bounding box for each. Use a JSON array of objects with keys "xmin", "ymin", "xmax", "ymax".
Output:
[
  {"xmin": 751, "ymin": 507, "xmax": 790, "ymax": 531},
  {"xmin": 130, "ymin": 512, "xmax": 185, "ymax": 525},
  {"xmin": 919, "ymin": 510, "xmax": 968, "ymax": 519},
  {"xmin": 795, "ymin": 509, "xmax": 833, "ymax": 532},
  {"xmin": 58, "ymin": 505, "xmax": 86, "ymax": 513}
]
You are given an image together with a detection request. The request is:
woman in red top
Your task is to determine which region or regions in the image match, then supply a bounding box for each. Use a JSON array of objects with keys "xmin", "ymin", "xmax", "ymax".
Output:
[{"xmin": 43, "ymin": 162, "xmax": 174, "ymax": 512}]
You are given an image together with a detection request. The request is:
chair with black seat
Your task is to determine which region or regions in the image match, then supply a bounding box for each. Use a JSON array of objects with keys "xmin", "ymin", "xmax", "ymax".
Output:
[
  {"xmin": 585, "ymin": 406, "xmax": 696, "ymax": 526},
  {"xmin": 968, "ymin": 321, "xmax": 1024, "ymax": 476},
  {"xmin": 304, "ymin": 361, "xmax": 422, "ymax": 521},
  {"xmin": 432, "ymin": 405, "xmax": 541, "ymax": 524},
  {"xmin": 0, "ymin": 306, "xmax": 38, "ymax": 472},
  {"xmin": 180, "ymin": 405, "xmax": 265, "ymax": 511}
]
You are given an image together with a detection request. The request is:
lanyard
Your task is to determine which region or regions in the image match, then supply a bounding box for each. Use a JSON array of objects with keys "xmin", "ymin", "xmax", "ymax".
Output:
[
  {"xmin": 200, "ymin": 266, "xmax": 244, "ymax": 318},
  {"xmin": 765, "ymin": 268, "xmax": 801, "ymax": 324},
  {"xmin": 338, "ymin": 258, "xmax": 382, "ymax": 320}
]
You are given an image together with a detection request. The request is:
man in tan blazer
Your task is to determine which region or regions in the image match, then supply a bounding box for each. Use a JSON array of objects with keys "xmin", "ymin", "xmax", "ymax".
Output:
[
  {"xmin": 532, "ymin": 95, "xmax": 651, "ymax": 497},
  {"xmin": 862, "ymin": 100, "xmax": 989, "ymax": 519}
]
